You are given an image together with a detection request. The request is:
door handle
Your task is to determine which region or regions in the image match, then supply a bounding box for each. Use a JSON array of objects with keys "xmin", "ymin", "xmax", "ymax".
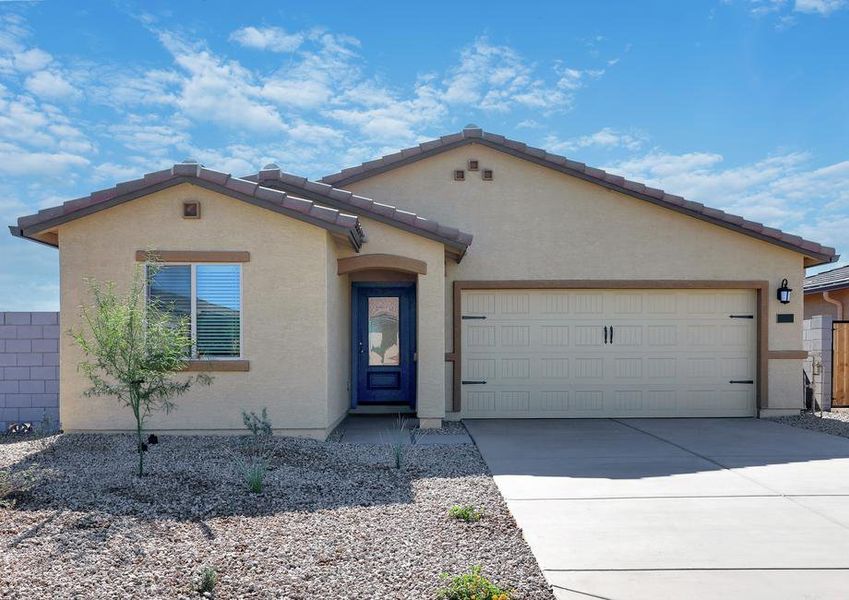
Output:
[
  {"xmin": 603, "ymin": 326, "xmax": 608, "ymax": 344},
  {"xmin": 359, "ymin": 342, "xmax": 364, "ymax": 355},
  {"xmin": 610, "ymin": 326, "xmax": 614, "ymax": 344}
]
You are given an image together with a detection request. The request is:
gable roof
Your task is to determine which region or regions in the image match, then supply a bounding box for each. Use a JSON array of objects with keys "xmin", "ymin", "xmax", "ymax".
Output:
[
  {"xmin": 10, "ymin": 161, "xmax": 365, "ymax": 251},
  {"xmin": 321, "ymin": 125, "xmax": 837, "ymax": 267},
  {"xmin": 244, "ymin": 164, "xmax": 473, "ymax": 261},
  {"xmin": 804, "ymin": 264, "xmax": 849, "ymax": 293}
]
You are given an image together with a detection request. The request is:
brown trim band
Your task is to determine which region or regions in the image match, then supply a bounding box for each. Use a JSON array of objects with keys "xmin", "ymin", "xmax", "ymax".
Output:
[
  {"xmin": 136, "ymin": 250, "xmax": 250, "ymax": 263},
  {"xmin": 452, "ymin": 280, "xmax": 770, "ymax": 415},
  {"xmin": 767, "ymin": 350, "xmax": 808, "ymax": 359},
  {"xmin": 181, "ymin": 360, "xmax": 250, "ymax": 372},
  {"xmin": 337, "ymin": 253, "xmax": 427, "ymax": 275}
]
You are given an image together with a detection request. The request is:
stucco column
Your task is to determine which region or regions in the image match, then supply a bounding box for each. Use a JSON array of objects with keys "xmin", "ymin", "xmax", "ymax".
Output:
[{"xmin": 416, "ymin": 263, "xmax": 445, "ymax": 427}]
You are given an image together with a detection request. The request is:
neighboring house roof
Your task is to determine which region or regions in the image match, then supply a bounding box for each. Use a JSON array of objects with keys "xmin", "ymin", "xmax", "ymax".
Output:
[
  {"xmin": 10, "ymin": 161, "xmax": 365, "ymax": 251},
  {"xmin": 321, "ymin": 125, "xmax": 837, "ymax": 267},
  {"xmin": 804, "ymin": 264, "xmax": 849, "ymax": 293},
  {"xmin": 244, "ymin": 164, "xmax": 473, "ymax": 260}
]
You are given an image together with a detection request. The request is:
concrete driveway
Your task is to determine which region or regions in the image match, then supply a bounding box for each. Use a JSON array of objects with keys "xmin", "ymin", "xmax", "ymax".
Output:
[{"xmin": 464, "ymin": 418, "xmax": 849, "ymax": 600}]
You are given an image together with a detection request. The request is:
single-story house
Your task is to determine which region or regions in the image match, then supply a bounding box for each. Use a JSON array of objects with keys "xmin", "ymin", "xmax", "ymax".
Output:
[
  {"xmin": 10, "ymin": 125, "xmax": 838, "ymax": 437},
  {"xmin": 803, "ymin": 265, "xmax": 849, "ymax": 409}
]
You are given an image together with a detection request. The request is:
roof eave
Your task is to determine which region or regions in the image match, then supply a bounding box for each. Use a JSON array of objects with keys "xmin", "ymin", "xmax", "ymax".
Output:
[{"xmin": 12, "ymin": 173, "xmax": 365, "ymax": 253}]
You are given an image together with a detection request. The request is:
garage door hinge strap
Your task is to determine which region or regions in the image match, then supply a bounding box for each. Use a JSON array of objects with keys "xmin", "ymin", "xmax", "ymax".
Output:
[
  {"xmin": 462, "ymin": 380, "xmax": 487, "ymax": 385},
  {"xmin": 461, "ymin": 315, "xmax": 487, "ymax": 320},
  {"xmin": 729, "ymin": 380, "xmax": 754, "ymax": 384},
  {"xmin": 729, "ymin": 314, "xmax": 754, "ymax": 319}
]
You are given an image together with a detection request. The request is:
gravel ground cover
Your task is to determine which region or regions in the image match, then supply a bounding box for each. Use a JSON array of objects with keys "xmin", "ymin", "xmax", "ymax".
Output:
[
  {"xmin": 0, "ymin": 432, "xmax": 552, "ymax": 599},
  {"xmin": 771, "ymin": 409, "xmax": 849, "ymax": 439}
]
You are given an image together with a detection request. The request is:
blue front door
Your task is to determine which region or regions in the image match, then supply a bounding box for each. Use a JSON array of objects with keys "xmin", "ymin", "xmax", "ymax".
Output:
[{"xmin": 352, "ymin": 284, "xmax": 416, "ymax": 407}]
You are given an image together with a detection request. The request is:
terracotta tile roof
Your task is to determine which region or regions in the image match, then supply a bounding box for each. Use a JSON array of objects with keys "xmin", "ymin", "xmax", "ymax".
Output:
[
  {"xmin": 244, "ymin": 164, "xmax": 473, "ymax": 259},
  {"xmin": 10, "ymin": 161, "xmax": 365, "ymax": 250},
  {"xmin": 804, "ymin": 264, "xmax": 849, "ymax": 292},
  {"xmin": 321, "ymin": 125, "xmax": 837, "ymax": 267}
]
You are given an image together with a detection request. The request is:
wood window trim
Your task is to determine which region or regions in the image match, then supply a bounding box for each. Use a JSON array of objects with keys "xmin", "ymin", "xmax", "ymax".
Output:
[
  {"xmin": 337, "ymin": 253, "xmax": 427, "ymax": 276},
  {"xmin": 135, "ymin": 250, "xmax": 250, "ymax": 263},
  {"xmin": 181, "ymin": 359, "xmax": 250, "ymax": 372},
  {"xmin": 451, "ymin": 280, "xmax": 770, "ymax": 415}
]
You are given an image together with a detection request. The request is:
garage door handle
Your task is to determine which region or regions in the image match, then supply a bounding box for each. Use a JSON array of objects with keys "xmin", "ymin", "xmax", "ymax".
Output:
[
  {"xmin": 729, "ymin": 380, "xmax": 754, "ymax": 384},
  {"xmin": 462, "ymin": 380, "xmax": 487, "ymax": 385},
  {"xmin": 610, "ymin": 326, "xmax": 614, "ymax": 344},
  {"xmin": 603, "ymin": 326, "xmax": 608, "ymax": 344}
]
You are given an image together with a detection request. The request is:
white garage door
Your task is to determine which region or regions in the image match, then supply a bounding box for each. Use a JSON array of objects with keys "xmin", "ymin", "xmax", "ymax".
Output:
[{"xmin": 460, "ymin": 289, "xmax": 757, "ymax": 418}]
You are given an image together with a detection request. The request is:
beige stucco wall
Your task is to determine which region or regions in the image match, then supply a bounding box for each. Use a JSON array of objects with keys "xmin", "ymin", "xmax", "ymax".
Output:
[
  {"xmin": 58, "ymin": 183, "xmax": 337, "ymax": 437},
  {"xmin": 326, "ymin": 235, "xmax": 351, "ymax": 430},
  {"xmin": 345, "ymin": 143, "xmax": 809, "ymax": 414},
  {"xmin": 335, "ymin": 218, "xmax": 447, "ymax": 419},
  {"xmin": 805, "ymin": 289, "xmax": 849, "ymax": 320}
]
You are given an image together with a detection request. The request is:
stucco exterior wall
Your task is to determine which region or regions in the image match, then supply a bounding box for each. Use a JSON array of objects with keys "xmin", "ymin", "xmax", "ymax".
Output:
[
  {"xmin": 345, "ymin": 143, "xmax": 808, "ymax": 414},
  {"xmin": 326, "ymin": 234, "xmax": 351, "ymax": 430},
  {"xmin": 58, "ymin": 183, "xmax": 334, "ymax": 437},
  {"xmin": 335, "ymin": 218, "xmax": 447, "ymax": 419},
  {"xmin": 805, "ymin": 289, "xmax": 849, "ymax": 320}
]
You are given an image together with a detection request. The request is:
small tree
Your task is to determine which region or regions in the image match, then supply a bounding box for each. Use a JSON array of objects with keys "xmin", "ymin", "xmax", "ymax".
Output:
[{"xmin": 71, "ymin": 261, "xmax": 211, "ymax": 476}]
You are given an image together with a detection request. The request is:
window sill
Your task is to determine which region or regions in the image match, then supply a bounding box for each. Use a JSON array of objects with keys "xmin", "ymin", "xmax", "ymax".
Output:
[{"xmin": 181, "ymin": 359, "xmax": 250, "ymax": 372}]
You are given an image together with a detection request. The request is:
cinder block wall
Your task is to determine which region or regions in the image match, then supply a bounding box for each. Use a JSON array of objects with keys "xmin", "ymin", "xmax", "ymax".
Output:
[
  {"xmin": 0, "ymin": 312, "xmax": 60, "ymax": 432},
  {"xmin": 803, "ymin": 315, "xmax": 832, "ymax": 411}
]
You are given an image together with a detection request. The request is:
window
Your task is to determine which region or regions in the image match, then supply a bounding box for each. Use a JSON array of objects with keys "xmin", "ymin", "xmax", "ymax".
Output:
[{"xmin": 147, "ymin": 264, "xmax": 242, "ymax": 358}]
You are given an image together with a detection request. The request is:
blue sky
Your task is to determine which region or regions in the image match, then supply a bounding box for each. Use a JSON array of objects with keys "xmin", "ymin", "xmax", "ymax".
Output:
[{"xmin": 1, "ymin": 0, "xmax": 847, "ymax": 310}]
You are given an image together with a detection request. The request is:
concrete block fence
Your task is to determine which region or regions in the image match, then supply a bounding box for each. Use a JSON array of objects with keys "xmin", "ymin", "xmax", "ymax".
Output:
[
  {"xmin": 803, "ymin": 315, "xmax": 832, "ymax": 411},
  {"xmin": 0, "ymin": 312, "xmax": 60, "ymax": 432}
]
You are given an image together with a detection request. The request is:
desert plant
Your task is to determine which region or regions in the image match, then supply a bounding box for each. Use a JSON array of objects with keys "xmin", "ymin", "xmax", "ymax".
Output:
[
  {"xmin": 381, "ymin": 414, "xmax": 425, "ymax": 469},
  {"xmin": 448, "ymin": 504, "xmax": 483, "ymax": 522},
  {"xmin": 196, "ymin": 566, "xmax": 218, "ymax": 595},
  {"xmin": 437, "ymin": 565, "xmax": 512, "ymax": 600},
  {"xmin": 233, "ymin": 453, "xmax": 267, "ymax": 493},
  {"xmin": 0, "ymin": 468, "xmax": 34, "ymax": 509},
  {"xmin": 71, "ymin": 260, "xmax": 212, "ymax": 477},
  {"xmin": 242, "ymin": 408, "xmax": 273, "ymax": 437}
]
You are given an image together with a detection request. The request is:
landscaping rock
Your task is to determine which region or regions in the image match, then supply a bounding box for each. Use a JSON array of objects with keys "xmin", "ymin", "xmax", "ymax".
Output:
[{"xmin": 0, "ymin": 432, "xmax": 552, "ymax": 598}]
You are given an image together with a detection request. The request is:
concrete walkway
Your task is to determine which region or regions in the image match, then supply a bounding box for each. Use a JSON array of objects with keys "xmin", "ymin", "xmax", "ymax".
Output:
[
  {"xmin": 465, "ymin": 418, "xmax": 849, "ymax": 600},
  {"xmin": 334, "ymin": 415, "xmax": 471, "ymax": 445}
]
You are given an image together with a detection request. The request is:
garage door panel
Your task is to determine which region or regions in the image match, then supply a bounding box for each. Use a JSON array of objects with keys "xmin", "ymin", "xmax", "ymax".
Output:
[{"xmin": 461, "ymin": 289, "xmax": 756, "ymax": 418}]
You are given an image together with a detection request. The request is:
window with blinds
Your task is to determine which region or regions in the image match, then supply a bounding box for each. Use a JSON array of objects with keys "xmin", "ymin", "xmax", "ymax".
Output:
[{"xmin": 147, "ymin": 264, "xmax": 242, "ymax": 358}]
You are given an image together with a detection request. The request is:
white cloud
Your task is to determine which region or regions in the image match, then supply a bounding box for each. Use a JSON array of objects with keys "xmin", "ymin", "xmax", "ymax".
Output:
[
  {"xmin": 230, "ymin": 26, "xmax": 304, "ymax": 52},
  {"xmin": 607, "ymin": 149, "xmax": 849, "ymax": 232},
  {"xmin": 794, "ymin": 0, "xmax": 847, "ymax": 13},
  {"xmin": 24, "ymin": 70, "xmax": 80, "ymax": 100},
  {"xmin": 546, "ymin": 127, "xmax": 646, "ymax": 153},
  {"xmin": 158, "ymin": 32, "xmax": 287, "ymax": 133},
  {"xmin": 0, "ymin": 141, "xmax": 89, "ymax": 175},
  {"xmin": 441, "ymin": 38, "xmax": 582, "ymax": 112},
  {"xmin": 13, "ymin": 48, "xmax": 52, "ymax": 72}
]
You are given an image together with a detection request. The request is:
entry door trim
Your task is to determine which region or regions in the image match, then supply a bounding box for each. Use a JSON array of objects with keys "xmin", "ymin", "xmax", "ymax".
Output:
[
  {"xmin": 452, "ymin": 280, "xmax": 769, "ymax": 414},
  {"xmin": 351, "ymin": 282, "xmax": 417, "ymax": 408}
]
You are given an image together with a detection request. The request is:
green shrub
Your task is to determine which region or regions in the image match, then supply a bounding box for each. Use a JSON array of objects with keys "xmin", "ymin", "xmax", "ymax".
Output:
[
  {"xmin": 196, "ymin": 566, "xmax": 217, "ymax": 595},
  {"xmin": 241, "ymin": 408, "xmax": 272, "ymax": 437},
  {"xmin": 381, "ymin": 415, "xmax": 424, "ymax": 469},
  {"xmin": 0, "ymin": 468, "xmax": 34, "ymax": 509},
  {"xmin": 235, "ymin": 455, "xmax": 267, "ymax": 494},
  {"xmin": 438, "ymin": 566, "xmax": 512, "ymax": 600},
  {"xmin": 448, "ymin": 504, "xmax": 483, "ymax": 522}
]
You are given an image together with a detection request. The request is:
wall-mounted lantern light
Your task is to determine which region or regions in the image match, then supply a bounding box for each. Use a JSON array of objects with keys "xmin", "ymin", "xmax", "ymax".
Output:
[{"xmin": 777, "ymin": 278, "xmax": 792, "ymax": 304}]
